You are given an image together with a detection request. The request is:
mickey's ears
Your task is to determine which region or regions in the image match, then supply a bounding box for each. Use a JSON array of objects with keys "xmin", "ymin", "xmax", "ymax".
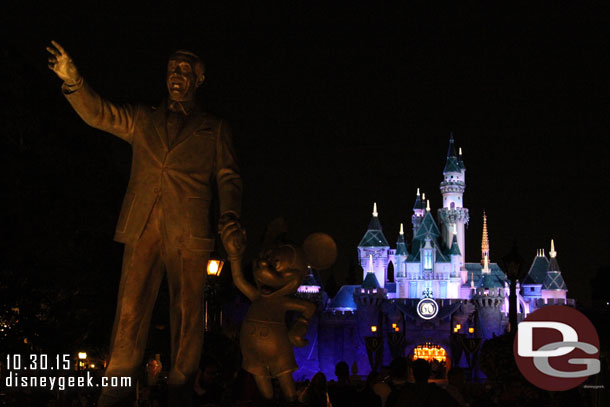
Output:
[{"xmin": 303, "ymin": 233, "xmax": 337, "ymax": 270}]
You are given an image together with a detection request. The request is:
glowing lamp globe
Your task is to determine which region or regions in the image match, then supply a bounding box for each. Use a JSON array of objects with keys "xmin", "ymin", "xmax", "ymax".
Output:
[{"xmin": 207, "ymin": 259, "xmax": 224, "ymax": 276}]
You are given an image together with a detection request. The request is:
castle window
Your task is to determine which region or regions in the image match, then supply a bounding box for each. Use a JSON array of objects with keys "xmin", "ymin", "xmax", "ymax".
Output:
[{"xmin": 424, "ymin": 250, "xmax": 433, "ymax": 270}]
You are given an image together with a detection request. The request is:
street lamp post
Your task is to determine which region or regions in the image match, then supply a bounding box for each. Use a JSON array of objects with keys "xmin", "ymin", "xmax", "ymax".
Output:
[
  {"xmin": 204, "ymin": 257, "xmax": 225, "ymax": 332},
  {"xmin": 77, "ymin": 352, "xmax": 87, "ymax": 371}
]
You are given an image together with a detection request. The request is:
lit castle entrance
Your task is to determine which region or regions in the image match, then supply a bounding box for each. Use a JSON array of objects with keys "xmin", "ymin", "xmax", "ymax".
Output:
[{"xmin": 412, "ymin": 342, "xmax": 450, "ymax": 379}]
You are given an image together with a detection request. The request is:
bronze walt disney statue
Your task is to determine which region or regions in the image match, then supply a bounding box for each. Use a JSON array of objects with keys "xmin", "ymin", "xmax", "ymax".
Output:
[{"xmin": 47, "ymin": 41, "xmax": 242, "ymax": 407}]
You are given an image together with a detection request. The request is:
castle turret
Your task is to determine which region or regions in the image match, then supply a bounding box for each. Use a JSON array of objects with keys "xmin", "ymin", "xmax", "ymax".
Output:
[
  {"xmin": 473, "ymin": 266, "xmax": 506, "ymax": 339},
  {"xmin": 437, "ymin": 134, "xmax": 469, "ymax": 268},
  {"xmin": 541, "ymin": 240, "xmax": 568, "ymax": 301},
  {"xmin": 412, "ymin": 188, "xmax": 425, "ymax": 236},
  {"xmin": 522, "ymin": 250, "xmax": 548, "ymax": 300},
  {"xmin": 395, "ymin": 224, "xmax": 409, "ymax": 298},
  {"xmin": 354, "ymin": 257, "xmax": 386, "ymax": 361},
  {"xmin": 358, "ymin": 203, "xmax": 390, "ymax": 288}
]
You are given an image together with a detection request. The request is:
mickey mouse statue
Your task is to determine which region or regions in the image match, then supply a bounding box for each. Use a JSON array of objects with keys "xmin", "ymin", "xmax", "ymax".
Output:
[{"xmin": 221, "ymin": 219, "xmax": 337, "ymax": 404}]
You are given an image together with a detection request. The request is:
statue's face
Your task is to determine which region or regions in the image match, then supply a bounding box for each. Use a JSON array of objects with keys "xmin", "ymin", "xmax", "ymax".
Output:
[
  {"xmin": 166, "ymin": 55, "xmax": 202, "ymax": 101},
  {"xmin": 253, "ymin": 245, "xmax": 307, "ymax": 298}
]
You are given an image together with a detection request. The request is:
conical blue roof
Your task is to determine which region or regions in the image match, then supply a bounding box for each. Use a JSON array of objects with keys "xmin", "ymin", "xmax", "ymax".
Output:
[
  {"xmin": 359, "ymin": 216, "xmax": 389, "ymax": 247},
  {"xmin": 548, "ymin": 257, "xmax": 561, "ymax": 272},
  {"xmin": 444, "ymin": 157, "xmax": 461, "ymax": 173},
  {"xmin": 413, "ymin": 193, "xmax": 424, "ymax": 210},
  {"xmin": 543, "ymin": 271, "xmax": 567, "ymax": 290},
  {"xmin": 328, "ymin": 285, "xmax": 358, "ymax": 310},
  {"xmin": 362, "ymin": 272, "xmax": 381, "ymax": 289},
  {"xmin": 413, "ymin": 211, "xmax": 441, "ymax": 241},
  {"xmin": 396, "ymin": 232, "xmax": 408, "ymax": 256},
  {"xmin": 458, "ymin": 155, "xmax": 466, "ymax": 170},
  {"xmin": 543, "ymin": 257, "xmax": 567, "ymax": 290},
  {"xmin": 301, "ymin": 272, "xmax": 320, "ymax": 287},
  {"xmin": 447, "ymin": 133, "xmax": 457, "ymax": 157},
  {"xmin": 523, "ymin": 255, "xmax": 549, "ymax": 285},
  {"xmin": 449, "ymin": 234, "xmax": 461, "ymax": 255},
  {"xmin": 444, "ymin": 135, "xmax": 461, "ymax": 173}
]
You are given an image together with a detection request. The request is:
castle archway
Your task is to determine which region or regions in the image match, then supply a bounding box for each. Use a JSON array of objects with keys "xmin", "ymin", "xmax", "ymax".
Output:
[{"xmin": 410, "ymin": 342, "xmax": 450, "ymax": 380}]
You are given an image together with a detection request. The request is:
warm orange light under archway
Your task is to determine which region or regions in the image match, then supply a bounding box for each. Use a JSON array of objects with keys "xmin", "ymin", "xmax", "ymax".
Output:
[{"xmin": 410, "ymin": 342, "xmax": 451, "ymax": 375}]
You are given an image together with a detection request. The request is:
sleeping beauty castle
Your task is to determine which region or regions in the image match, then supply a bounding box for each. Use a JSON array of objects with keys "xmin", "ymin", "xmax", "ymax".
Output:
[{"xmin": 291, "ymin": 135, "xmax": 574, "ymax": 379}]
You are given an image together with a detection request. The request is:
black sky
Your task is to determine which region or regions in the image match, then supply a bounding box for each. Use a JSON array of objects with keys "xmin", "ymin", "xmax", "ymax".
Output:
[{"xmin": 4, "ymin": 3, "xmax": 610, "ymax": 308}]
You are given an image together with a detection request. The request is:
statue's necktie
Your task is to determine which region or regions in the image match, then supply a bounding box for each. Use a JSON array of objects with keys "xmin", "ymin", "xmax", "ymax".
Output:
[
  {"xmin": 166, "ymin": 102, "xmax": 188, "ymax": 147},
  {"xmin": 166, "ymin": 112, "xmax": 182, "ymax": 147}
]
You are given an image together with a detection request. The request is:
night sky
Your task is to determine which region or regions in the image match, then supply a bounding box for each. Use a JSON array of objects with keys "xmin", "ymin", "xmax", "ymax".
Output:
[{"xmin": 4, "ymin": 2, "xmax": 610, "ymax": 332}]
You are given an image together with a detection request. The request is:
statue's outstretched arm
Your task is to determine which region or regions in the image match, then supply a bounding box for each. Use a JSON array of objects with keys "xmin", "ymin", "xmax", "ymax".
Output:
[
  {"xmin": 46, "ymin": 40, "xmax": 137, "ymax": 144},
  {"xmin": 230, "ymin": 258, "xmax": 258, "ymax": 302}
]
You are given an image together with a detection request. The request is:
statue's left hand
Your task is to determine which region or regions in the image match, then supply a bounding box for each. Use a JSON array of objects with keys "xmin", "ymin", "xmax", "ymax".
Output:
[
  {"xmin": 46, "ymin": 40, "xmax": 82, "ymax": 85},
  {"xmin": 220, "ymin": 216, "xmax": 246, "ymax": 261}
]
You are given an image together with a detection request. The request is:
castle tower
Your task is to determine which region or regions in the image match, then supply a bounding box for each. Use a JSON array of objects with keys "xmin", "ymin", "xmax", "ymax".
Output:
[
  {"xmin": 437, "ymin": 135, "xmax": 469, "ymax": 268},
  {"xmin": 481, "ymin": 212, "xmax": 489, "ymax": 265},
  {"xmin": 358, "ymin": 203, "xmax": 390, "ymax": 288},
  {"xmin": 412, "ymin": 188, "xmax": 425, "ymax": 236},
  {"xmin": 473, "ymin": 265, "xmax": 506, "ymax": 339},
  {"xmin": 395, "ymin": 223, "xmax": 409, "ymax": 298},
  {"xmin": 522, "ymin": 249, "xmax": 549, "ymax": 301},
  {"xmin": 541, "ymin": 240, "xmax": 568, "ymax": 301},
  {"xmin": 354, "ymin": 259, "xmax": 387, "ymax": 361}
]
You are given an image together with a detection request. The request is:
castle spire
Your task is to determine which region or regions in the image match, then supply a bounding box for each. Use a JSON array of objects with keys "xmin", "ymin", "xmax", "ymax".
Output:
[
  {"xmin": 412, "ymin": 189, "xmax": 425, "ymax": 236},
  {"xmin": 481, "ymin": 212, "xmax": 490, "ymax": 265},
  {"xmin": 543, "ymin": 239, "xmax": 567, "ymax": 292},
  {"xmin": 372, "ymin": 202, "xmax": 378, "ymax": 217},
  {"xmin": 426, "ymin": 199, "xmax": 430, "ymax": 212},
  {"xmin": 395, "ymin": 223, "xmax": 408, "ymax": 257},
  {"xmin": 549, "ymin": 239, "xmax": 557, "ymax": 258},
  {"xmin": 444, "ymin": 134, "xmax": 460, "ymax": 173},
  {"xmin": 413, "ymin": 189, "xmax": 424, "ymax": 211},
  {"xmin": 447, "ymin": 132, "xmax": 457, "ymax": 157}
]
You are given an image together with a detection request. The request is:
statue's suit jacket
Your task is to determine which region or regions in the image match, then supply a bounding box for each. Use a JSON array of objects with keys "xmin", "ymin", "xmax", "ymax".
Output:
[{"xmin": 64, "ymin": 82, "xmax": 242, "ymax": 251}]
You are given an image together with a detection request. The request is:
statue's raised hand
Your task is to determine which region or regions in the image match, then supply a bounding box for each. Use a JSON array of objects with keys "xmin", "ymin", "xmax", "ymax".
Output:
[{"xmin": 46, "ymin": 40, "xmax": 81, "ymax": 85}]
